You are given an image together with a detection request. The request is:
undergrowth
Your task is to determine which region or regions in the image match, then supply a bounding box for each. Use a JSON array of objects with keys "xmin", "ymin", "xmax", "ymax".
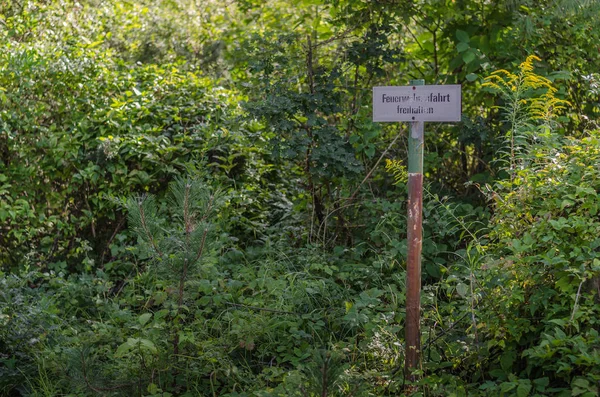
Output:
[{"xmin": 1, "ymin": 0, "xmax": 599, "ymax": 395}]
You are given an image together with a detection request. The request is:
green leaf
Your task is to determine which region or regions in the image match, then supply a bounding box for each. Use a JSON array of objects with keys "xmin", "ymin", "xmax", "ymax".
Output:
[
  {"xmin": 500, "ymin": 349, "xmax": 516, "ymax": 372},
  {"xmin": 466, "ymin": 73, "xmax": 478, "ymax": 82},
  {"xmin": 457, "ymin": 42, "xmax": 470, "ymax": 53},
  {"xmin": 533, "ymin": 377, "xmax": 549, "ymax": 392},
  {"xmin": 138, "ymin": 313, "xmax": 152, "ymax": 326},
  {"xmin": 147, "ymin": 383, "xmax": 160, "ymax": 394},
  {"xmin": 555, "ymin": 276, "xmax": 574, "ymax": 293},
  {"xmin": 425, "ymin": 262, "xmax": 441, "ymax": 278},
  {"xmin": 116, "ymin": 338, "xmax": 137, "ymax": 357},
  {"xmin": 456, "ymin": 30, "xmax": 470, "ymax": 43},
  {"xmin": 548, "ymin": 318, "xmax": 566, "ymax": 327},
  {"xmin": 500, "ymin": 382, "xmax": 517, "ymax": 392},
  {"xmin": 456, "ymin": 282, "xmax": 469, "ymax": 297},
  {"xmin": 462, "ymin": 51, "xmax": 476, "ymax": 64},
  {"xmin": 572, "ymin": 378, "xmax": 590, "ymax": 389},
  {"xmin": 138, "ymin": 338, "xmax": 158, "ymax": 354},
  {"xmin": 561, "ymin": 199, "xmax": 574, "ymax": 210},
  {"xmin": 517, "ymin": 381, "xmax": 532, "ymax": 397},
  {"xmin": 115, "ymin": 337, "xmax": 157, "ymax": 357}
]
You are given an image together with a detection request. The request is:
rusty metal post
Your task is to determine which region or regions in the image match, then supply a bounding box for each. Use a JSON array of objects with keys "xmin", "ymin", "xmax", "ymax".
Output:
[{"xmin": 405, "ymin": 79, "xmax": 424, "ymax": 379}]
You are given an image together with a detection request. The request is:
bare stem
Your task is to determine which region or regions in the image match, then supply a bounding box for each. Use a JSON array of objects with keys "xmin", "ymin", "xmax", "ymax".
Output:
[
  {"xmin": 570, "ymin": 279, "xmax": 586, "ymax": 322},
  {"xmin": 194, "ymin": 228, "xmax": 209, "ymax": 262},
  {"xmin": 80, "ymin": 350, "xmax": 132, "ymax": 392}
]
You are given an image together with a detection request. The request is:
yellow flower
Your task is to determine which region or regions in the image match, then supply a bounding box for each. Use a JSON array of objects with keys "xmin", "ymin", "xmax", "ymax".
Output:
[
  {"xmin": 385, "ymin": 159, "xmax": 408, "ymax": 185},
  {"xmin": 484, "ymin": 56, "xmax": 568, "ymax": 122}
]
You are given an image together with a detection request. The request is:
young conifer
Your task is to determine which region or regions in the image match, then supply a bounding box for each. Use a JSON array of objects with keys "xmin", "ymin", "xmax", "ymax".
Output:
[{"xmin": 126, "ymin": 176, "xmax": 221, "ymax": 379}]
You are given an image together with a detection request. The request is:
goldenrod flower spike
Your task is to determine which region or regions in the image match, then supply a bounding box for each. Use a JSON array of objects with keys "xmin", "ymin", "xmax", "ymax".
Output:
[{"xmin": 484, "ymin": 56, "xmax": 568, "ymax": 123}]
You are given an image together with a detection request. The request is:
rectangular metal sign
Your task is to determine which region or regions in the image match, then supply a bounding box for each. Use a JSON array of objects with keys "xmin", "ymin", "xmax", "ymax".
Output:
[{"xmin": 373, "ymin": 84, "xmax": 462, "ymax": 122}]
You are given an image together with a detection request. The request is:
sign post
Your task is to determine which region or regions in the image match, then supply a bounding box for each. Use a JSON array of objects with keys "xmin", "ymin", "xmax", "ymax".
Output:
[{"xmin": 372, "ymin": 82, "xmax": 461, "ymax": 379}]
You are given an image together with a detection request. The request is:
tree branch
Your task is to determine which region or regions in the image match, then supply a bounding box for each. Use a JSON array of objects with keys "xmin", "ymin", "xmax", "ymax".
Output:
[{"xmin": 347, "ymin": 126, "xmax": 407, "ymax": 202}]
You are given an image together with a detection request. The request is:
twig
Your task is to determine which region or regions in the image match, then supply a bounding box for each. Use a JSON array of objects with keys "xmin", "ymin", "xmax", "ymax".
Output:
[
  {"xmin": 317, "ymin": 202, "xmax": 358, "ymax": 245},
  {"xmin": 80, "ymin": 350, "xmax": 133, "ymax": 393},
  {"xmin": 424, "ymin": 301, "xmax": 480, "ymax": 350},
  {"xmin": 405, "ymin": 24, "xmax": 425, "ymax": 52},
  {"xmin": 321, "ymin": 352, "xmax": 329, "ymax": 397},
  {"xmin": 314, "ymin": 24, "xmax": 360, "ymax": 48},
  {"xmin": 470, "ymin": 272, "xmax": 479, "ymax": 345},
  {"xmin": 300, "ymin": 384, "xmax": 309, "ymax": 397},
  {"xmin": 347, "ymin": 126, "xmax": 407, "ymax": 202},
  {"xmin": 224, "ymin": 301, "xmax": 300, "ymax": 316},
  {"xmin": 194, "ymin": 228, "xmax": 209, "ymax": 262},
  {"xmin": 100, "ymin": 216, "xmax": 125, "ymax": 265},
  {"xmin": 83, "ymin": 182, "xmax": 96, "ymax": 238},
  {"xmin": 570, "ymin": 279, "xmax": 586, "ymax": 322}
]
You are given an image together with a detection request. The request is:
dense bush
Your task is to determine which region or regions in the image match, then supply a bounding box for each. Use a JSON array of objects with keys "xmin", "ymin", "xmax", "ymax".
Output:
[
  {"xmin": 1, "ymin": 1, "xmax": 600, "ymax": 396},
  {"xmin": 478, "ymin": 131, "xmax": 600, "ymax": 395}
]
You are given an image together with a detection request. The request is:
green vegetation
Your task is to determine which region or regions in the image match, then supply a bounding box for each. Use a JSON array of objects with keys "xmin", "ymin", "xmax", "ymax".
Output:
[{"xmin": 1, "ymin": 0, "xmax": 599, "ymax": 395}]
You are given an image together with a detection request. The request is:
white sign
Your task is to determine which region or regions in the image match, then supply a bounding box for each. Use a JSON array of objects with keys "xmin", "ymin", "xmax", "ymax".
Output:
[{"xmin": 373, "ymin": 85, "xmax": 462, "ymax": 122}]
